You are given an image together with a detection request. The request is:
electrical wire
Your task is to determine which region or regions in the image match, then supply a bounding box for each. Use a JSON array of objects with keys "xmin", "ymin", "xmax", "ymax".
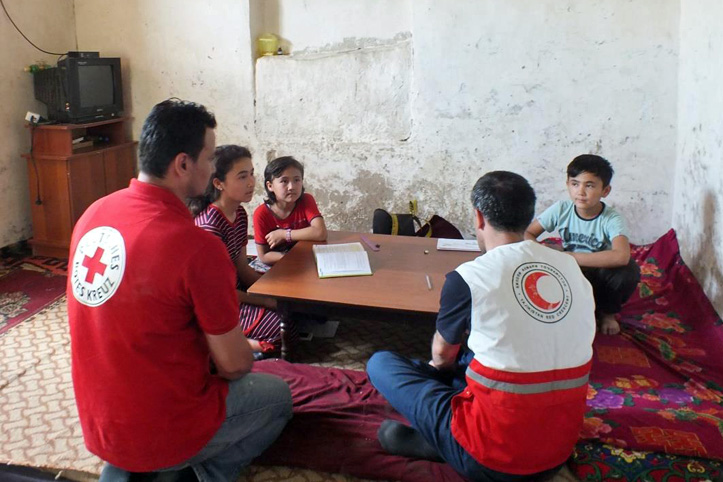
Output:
[
  {"xmin": 29, "ymin": 124, "xmax": 43, "ymax": 205},
  {"xmin": 0, "ymin": 0, "xmax": 65, "ymax": 56}
]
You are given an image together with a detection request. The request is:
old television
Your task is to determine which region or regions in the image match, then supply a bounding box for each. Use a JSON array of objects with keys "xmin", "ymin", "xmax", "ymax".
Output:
[{"xmin": 34, "ymin": 52, "xmax": 123, "ymax": 124}]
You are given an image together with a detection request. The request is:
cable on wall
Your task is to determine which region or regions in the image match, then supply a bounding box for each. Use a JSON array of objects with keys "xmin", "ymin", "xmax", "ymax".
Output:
[
  {"xmin": 0, "ymin": 0, "xmax": 65, "ymax": 56},
  {"xmin": 29, "ymin": 124, "xmax": 42, "ymax": 205}
]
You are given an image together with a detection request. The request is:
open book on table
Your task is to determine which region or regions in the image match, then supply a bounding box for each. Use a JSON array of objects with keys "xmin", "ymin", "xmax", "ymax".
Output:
[{"xmin": 312, "ymin": 242, "xmax": 373, "ymax": 278}]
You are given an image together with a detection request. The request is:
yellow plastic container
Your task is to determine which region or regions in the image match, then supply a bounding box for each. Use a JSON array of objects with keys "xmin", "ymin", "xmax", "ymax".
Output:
[{"xmin": 257, "ymin": 33, "xmax": 279, "ymax": 57}]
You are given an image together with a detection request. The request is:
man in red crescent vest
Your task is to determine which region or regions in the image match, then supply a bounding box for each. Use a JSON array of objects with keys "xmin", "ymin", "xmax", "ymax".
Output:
[{"xmin": 367, "ymin": 171, "xmax": 596, "ymax": 481}]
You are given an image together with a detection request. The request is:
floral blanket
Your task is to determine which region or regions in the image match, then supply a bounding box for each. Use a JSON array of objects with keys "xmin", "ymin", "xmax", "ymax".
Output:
[
  {"xmin": 570, "ymin": 441, "xmax": 722, "ymax": 481},
  {"xmin": 582, "ymin": 229, "xmax": 723, "ymax": 461}
]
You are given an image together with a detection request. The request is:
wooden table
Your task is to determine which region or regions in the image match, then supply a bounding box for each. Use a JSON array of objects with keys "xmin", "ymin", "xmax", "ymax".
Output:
[{"xmin": 248, "ymin": 231, "xmax": 478, "ymax": 359}]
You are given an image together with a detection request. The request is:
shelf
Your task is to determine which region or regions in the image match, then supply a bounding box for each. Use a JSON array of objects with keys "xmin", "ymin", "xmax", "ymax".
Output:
[
  {"xmin": 22, "ymin": 141, "xmax": 138, "ymax": 161},
  {"xmin": 24, "ymin": 117, "xmax": 131, "ymax": 130},
  {"xmin": 23, "ymin": 117, "xmax": 137, "ymax": 257}
]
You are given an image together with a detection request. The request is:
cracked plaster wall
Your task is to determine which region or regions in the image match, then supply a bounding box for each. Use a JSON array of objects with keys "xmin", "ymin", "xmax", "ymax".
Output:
[
  {"xmin": 673, "ymin": 0, "xmax": 723, "ymax": 315},
  {"xmin": 0, "ymin": 0, "xmax": 76, "ymax": 248},
  {"xmin": 255, "ymin": 0, "xmax": 679, "ymax": 241},
  {"xmin": 2, "ymin": 1, "xmax": 685, "ymax": 252}
]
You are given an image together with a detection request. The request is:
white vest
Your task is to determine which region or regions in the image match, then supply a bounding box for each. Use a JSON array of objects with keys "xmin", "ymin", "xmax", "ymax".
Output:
[{"xmin": 455, "ymin": 240, "xmax": 595, "ymax": 373}]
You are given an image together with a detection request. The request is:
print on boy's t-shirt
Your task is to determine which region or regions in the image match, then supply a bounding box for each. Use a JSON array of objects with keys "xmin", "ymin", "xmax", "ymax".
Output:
[{"xmin": 558, "ymin": 228, "xmax": 605, "ymax": 252}]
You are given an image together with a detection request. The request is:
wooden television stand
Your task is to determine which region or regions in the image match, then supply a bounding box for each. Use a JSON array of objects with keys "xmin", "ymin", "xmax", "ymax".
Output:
[{"xmin": 23, "ymin": 117, "xmax": 137, "ymax": 258}]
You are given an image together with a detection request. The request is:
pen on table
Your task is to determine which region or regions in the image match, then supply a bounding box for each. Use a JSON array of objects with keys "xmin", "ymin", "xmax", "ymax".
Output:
[
  {"xmin": 360, "ymin": 235, "xmax": 381, "ymax": 251},
  {"xmin": 425, "ymin": 274, "xmax": 433, "ymax": 291}
]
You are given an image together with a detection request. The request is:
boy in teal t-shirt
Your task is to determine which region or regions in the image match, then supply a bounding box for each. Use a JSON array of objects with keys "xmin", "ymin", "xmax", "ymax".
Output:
[{"xmin": 525, "ymin": 154, "xmax": 640, "ymax": 335}]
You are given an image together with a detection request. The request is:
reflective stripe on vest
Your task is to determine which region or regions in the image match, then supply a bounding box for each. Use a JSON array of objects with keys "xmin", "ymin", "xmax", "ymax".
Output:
[{"xmin": 465, "ymin": 366, "xmax": 589, "ymax": 395}]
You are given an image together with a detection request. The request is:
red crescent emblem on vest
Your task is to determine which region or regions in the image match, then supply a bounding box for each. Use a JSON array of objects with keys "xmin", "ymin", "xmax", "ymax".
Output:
[
  {"xmin": 523, "ymin": 271, "xmax": 562, "ymax": 310},
  {"xmin": 513, "ymin": 262, "xmax": 572, "ymax": 323}
]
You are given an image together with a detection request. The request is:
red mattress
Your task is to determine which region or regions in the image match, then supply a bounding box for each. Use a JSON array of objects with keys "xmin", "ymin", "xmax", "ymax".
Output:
[
  {"xmin": 583, "ymin": 229, "xmax": 723, "ymax": 460},
  {"xmin": 253, "ymin": 360, "xmax": 463, "ymax": 481}
]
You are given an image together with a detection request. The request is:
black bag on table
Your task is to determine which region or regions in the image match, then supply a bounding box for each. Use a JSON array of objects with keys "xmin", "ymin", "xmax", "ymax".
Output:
[{"xmin": 372, "ymin": 201, "xmax": 463, "ymax": 239}]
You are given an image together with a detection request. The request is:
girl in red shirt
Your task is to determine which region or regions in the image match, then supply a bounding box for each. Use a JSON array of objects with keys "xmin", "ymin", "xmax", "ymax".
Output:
[{"xmin": 253, "ymin": 156, "xmax": 328, "ymax": 265}]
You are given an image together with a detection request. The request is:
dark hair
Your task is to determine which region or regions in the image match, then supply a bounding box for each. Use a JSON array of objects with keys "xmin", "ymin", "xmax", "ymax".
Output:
[
  {"xmin": 470, "ymin": 171, "xmax": 536, "ymax": 233},
  {"xmin": 138, "ymin": 99, "xmax": 217, "ymax": 178},
  {"xmin": 263, "ymin": 156, "xmax": 305, "ymax": 205},
  {"xmin": 188, "ymin": 145, "xmax": 252, "ymax": 216},
  {"xmin": 566, "ymin": 154, "xmax": 614, "ymax": 187}
]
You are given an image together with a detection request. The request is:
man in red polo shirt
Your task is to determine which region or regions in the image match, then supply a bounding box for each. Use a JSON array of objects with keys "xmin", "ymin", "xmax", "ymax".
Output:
[
  {"xmin": 68, "ymin": 99, "xmax": 291, "ymax": 481},
  {"xmin": 367, "ymin": 171, "xmax": 596, "ymax": 480}
]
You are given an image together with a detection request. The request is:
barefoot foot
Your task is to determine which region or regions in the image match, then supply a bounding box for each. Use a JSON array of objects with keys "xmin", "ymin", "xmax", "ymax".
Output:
[{"xmin": 599, "ymin": 314, "xmax": 620, "ymax": 335}]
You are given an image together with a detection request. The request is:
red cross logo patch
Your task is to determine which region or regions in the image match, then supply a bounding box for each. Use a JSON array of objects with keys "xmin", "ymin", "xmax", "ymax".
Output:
[{"xmin": 71, "ymin": 226, "xmax": 126, "ymax": 307}]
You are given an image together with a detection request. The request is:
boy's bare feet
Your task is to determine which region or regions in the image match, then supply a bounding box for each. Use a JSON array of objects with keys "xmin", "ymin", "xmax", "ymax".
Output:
[{"xmin": 599, "ymin": 313, "xmax": 620, "ymax": 335}]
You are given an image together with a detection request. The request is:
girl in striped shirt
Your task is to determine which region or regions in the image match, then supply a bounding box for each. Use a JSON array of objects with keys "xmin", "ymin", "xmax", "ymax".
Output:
[{"xmin": 190, "ymin": 145, "xmax": 293, "ymax": 355}]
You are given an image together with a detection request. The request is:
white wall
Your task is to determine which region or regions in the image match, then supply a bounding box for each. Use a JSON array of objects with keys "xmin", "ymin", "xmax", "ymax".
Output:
[
  {"xmin": 674, "ymin": 0, "xmax": 723, "ymax": 315},
  {"xmin": 73, "ymin": 0, "xmax": 256, "ymax": 148},
  {"xmin": 0, "ymin": 1, "xmax": 687, "ymax": 252},
  {"xmin": 255, "ymin": 0, "xmax": 679, "ymax": 240},
  {"xmin": 0, "ymin": 0, "xmax": 76, "ymax": 248},
  {"xmin": 250, "ymin": 0, "xmax": 412, "ymax": 55}
]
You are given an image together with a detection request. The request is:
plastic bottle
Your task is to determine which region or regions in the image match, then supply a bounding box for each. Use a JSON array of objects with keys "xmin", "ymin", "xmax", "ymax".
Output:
[{"xmin": 257, "ymin": 33, "xmax": 279, "ymax": 57}]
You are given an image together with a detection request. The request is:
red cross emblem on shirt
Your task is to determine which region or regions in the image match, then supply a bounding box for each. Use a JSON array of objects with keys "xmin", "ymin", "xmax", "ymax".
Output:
[{"xmin": 82, "ymin": 247, "xmax": 107, "ymax": 283}]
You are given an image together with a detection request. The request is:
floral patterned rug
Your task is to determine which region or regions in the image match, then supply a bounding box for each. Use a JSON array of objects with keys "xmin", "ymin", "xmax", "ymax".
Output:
[
  {"xmin": 0, "ymin": 257, "xmax": 67, "ymax": 336},
  {"xmin": 571, "ymin": 442, "xmax": 722, "ymax": 481}
]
